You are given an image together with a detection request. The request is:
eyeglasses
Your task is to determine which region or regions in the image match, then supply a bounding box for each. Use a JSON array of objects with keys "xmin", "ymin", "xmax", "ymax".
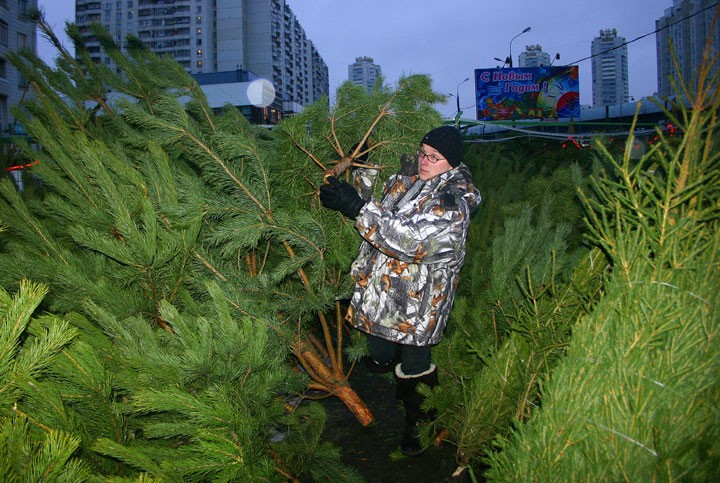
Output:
[{"xmin": 416, "ymin": 149, "xmax": 445, "ymax": 164}]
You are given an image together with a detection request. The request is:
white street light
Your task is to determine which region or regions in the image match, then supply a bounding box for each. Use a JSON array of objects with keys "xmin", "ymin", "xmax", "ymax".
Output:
[
  {"xmin": 455, "ymin": 77, "xmax": 470, "ymax": 116},
  {"xmin": 509, "ymin": 27, "xmax": 531, "ymax": 68}
]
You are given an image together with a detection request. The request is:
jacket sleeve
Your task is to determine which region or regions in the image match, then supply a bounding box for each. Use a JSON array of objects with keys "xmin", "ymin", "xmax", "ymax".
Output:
[
  {"xmin": 354, "ymin": 190, "xmax": 472, "ymax": 265},
  {"xmin": 351, "ymin": 165, "xmax": 381, "ymax": 202},
  {"xmin": 351, "ymin": 153, "xmax": 416, "ymax": 201}
]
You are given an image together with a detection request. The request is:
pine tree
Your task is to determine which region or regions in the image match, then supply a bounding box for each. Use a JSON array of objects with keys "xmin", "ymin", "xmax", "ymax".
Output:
[
  {"xmin": 0, "ymin": 280, "xmax": 99, "ymax": 481},
  {"xmin": 426, "ymin": 161, "xmax": 604, "ymax": 468},
  {"xmin": 484, "ymin": 31, "xmax": 720, "ymax": 481},
  {"xmin": 1, "ymin": 12, "xmax": 445, "ymax": 479},
  {"xmin": 2, "ymin": 14, "xmax": 349, "ymax": 480},
  {"xmin": 86, "ymin": 284, "xmax": 357, "ymax": 482}
]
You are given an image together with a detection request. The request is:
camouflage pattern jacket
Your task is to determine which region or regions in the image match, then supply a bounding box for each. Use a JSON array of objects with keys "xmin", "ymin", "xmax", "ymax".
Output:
[{"xmin": 345, "ymin": 160, "xmax": 480, "ymax": 346}]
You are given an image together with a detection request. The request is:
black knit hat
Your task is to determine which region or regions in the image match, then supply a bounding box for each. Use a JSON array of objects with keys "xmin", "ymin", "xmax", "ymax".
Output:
[{"xmin": 421, "ymin": 126, "xmax": 464, "ymax": 167}]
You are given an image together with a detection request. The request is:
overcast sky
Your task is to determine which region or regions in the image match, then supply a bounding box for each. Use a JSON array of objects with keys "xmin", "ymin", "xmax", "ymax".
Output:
[{"xmin": 37, "ymin": 0, "xmax": 672, "ymax": 118}]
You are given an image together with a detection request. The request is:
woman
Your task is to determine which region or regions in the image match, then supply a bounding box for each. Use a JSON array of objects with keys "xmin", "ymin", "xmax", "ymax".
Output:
[{"xmin": 320, "ymin": 126, "xmax": 481, "ymax": 455}]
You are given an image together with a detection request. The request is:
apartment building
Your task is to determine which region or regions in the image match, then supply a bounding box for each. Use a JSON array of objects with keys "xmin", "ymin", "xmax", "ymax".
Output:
[
  {"xmin": 74, "ymin": 0, "xmax": 328, "ymax": 120},
  {"xmin": 348, "ymin": 56, "xmax": 381, "ymax": 93},
  {"xmin": 1, "ymin": 0, "xmax": 37, "ymax": 136},
  {"xmin": 591, "ymin": 28, "xmax": 629, "ymax": 107},
  {"xmin": 518, "ymin": 45, "xmax": 552, "ymax": 68},
  {"xmin": 656, "ymin": 0, "xmax": 720, "ymax": 97}
]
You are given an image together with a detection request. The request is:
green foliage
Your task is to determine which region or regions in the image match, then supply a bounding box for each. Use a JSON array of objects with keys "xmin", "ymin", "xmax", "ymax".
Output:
[
  {"xmin": 424, "ymin": 137, "xmax": 601, "ymax": 468},
  {"xmin": 272, "ymin": 403, "xmax": 364, "ymax": 483},
  {"xmin": 0, "ymin": 416, "xmax": 92, "ymax": 482},
  {"xmin": 8, "ymin": 11, "xmax": 713, "ymax": 482},
  {"xmin": 484, "ymin": 59, "xmax": 720, "ymax": 480},
  {"xmin": 2, "ymin": 19, "xmax": 330, "ymax": 480},
  {"xmin": 87, "ymin": 284, "xmax": 315, "ymax": 481},
  {"xmin": 276, "ymin": 76, "xmax": 443, "ymax": 192},
  {"xmin": 1, "ymin": 16, "xmax": 447, "ymax": 480},
  {"xmin": 487, "ymin": 236, "xmax": 719, "ymax": 481},
  {"xmin": 0, "ymin": 280, "xmax": 101, "ymax": 481},
  {"xmin": 0, "ymin": 278, "xmax": 343, "ymax": 481},
  {"xmin": 431, "ymin": 233, "xmax": 603, "ymax": 466},
  {"xmin": 273, "ymin": 76, "xmax": 445, "ymax": 284}
]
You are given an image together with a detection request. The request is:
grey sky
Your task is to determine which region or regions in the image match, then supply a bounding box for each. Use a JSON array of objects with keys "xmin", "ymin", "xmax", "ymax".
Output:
[{"xmin": 37, "ymin": 0, "xmax": 672, "ymax": 118}]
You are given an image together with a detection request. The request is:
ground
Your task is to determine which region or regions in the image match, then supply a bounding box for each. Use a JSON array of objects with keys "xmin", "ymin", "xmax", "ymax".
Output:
[{"xmin": 318, "ymin": 359, "xmax": 482, "ymax": 483}]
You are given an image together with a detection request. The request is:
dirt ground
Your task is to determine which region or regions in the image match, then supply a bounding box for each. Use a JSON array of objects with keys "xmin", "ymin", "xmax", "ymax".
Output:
[{"xmin": 319, "ymin": 360, "xmax": 483, "ymax": 483}]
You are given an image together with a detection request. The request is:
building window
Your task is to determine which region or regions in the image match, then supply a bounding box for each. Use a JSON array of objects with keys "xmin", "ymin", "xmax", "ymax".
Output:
[
  {"xmin": 0, "ymin": 96, "xmax": 7, "ymax": 135},
  {"xmin": 0, "ymin": 21, "xmax": 7, "ymax": 47},
  {"xmin": 196, "ymin": 49, "xmax": 202, "ymax": 56},
  {"xmin": 18, "ymin": 0, "xmax": 28, "ymax": 16},
  {"xmin": 0, "ymin": 57, "xmax": 6, "ymax": 79},
  {"xmin": 196, "ymin": 28, "xmax": 202, "ymax": 35},
  {"xmin": 196, "ymin": 60, "xmax": 203, "ymax": 68}
]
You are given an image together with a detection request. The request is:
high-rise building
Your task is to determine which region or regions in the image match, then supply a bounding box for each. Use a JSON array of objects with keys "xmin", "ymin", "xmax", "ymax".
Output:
[
  {"xmin": 656, "ymin": 0, "xmax": 720, "ymax": 98},
  {"xmin": 518, "ymin": 45, "xmax": 551, "ymax": 67},
  {"xmin": 74, "ymin": 0, "xmax": 328, "ymax": 119},
  {"xmin": 1, "ymin": 0, "xmax": 38, "ymax": 136},
  {"xmin": 591, "ymin": 28, "xmax": 629, "ymax": 107},
  {"xmin": 348, "ymin": 56, "xmax": 381, "ymax": 93}
]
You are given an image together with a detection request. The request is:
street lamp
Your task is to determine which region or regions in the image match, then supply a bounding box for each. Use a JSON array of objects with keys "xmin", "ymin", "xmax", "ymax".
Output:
[
  {"xmin": 494, "ymin": 57, "xmax": 509, "ymax": 67},
  {"xmin": 508, "ymin": 26, "xmax": 531, "ymax": 68},
  {"xmin": 455, "ymin": 77, "xmax": 470, "ymax": 116}
]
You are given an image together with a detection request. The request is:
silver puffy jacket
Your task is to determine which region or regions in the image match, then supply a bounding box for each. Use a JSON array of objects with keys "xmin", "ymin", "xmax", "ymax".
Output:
[{"xmin": 345, "ymin": 160, "xmax": 480, "ymax": 346}]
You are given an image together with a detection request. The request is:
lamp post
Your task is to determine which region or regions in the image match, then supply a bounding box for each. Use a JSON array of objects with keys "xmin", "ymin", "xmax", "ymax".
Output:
[
  {"xmin": 455, "ymin": 77, "xmax": 470, "ymax": 116},
  {"xmin": 508, "ymin": 26, "xmax": 531, "ymax": 68}
]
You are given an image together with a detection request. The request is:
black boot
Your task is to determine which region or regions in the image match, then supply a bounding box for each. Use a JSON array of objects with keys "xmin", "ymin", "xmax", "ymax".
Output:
[{"xmin": 394, "ymin": 364, "xmax": 439, "ymax": 456}]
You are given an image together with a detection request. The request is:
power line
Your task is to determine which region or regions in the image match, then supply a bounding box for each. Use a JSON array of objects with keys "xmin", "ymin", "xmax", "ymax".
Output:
[{"xmin": 567, "ymin": 1, "xmax": 720, "ymax": 66}]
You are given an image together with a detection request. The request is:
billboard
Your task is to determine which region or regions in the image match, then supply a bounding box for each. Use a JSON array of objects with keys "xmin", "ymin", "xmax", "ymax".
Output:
[{"xmin": 475, "ymin": 65, "xmax": 579, "ymax": 120}]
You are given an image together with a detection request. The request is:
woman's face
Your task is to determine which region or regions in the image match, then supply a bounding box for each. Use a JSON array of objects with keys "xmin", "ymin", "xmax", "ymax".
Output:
[{"xmin": 417, "ymin": 143, "xmax": 453, "ymax": 180}]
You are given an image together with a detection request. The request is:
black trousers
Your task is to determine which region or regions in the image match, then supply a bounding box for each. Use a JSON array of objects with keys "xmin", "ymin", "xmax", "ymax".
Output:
[{"xmin": 366, "ymin": 333, "xmax": 432, "ymax": 376}]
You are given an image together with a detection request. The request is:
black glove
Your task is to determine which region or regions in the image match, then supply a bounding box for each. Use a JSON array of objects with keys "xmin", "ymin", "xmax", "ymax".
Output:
[
  {"xmin": 399, "ymin": 153, "xmax": 418, "ymax": 176},
  {"xmin": 349, "ymin": 142, "xmax": 369, "ymax": 164},
  {"xmin": 320, "ymin": 176, "xmax": 365, "ymax": 219}
]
